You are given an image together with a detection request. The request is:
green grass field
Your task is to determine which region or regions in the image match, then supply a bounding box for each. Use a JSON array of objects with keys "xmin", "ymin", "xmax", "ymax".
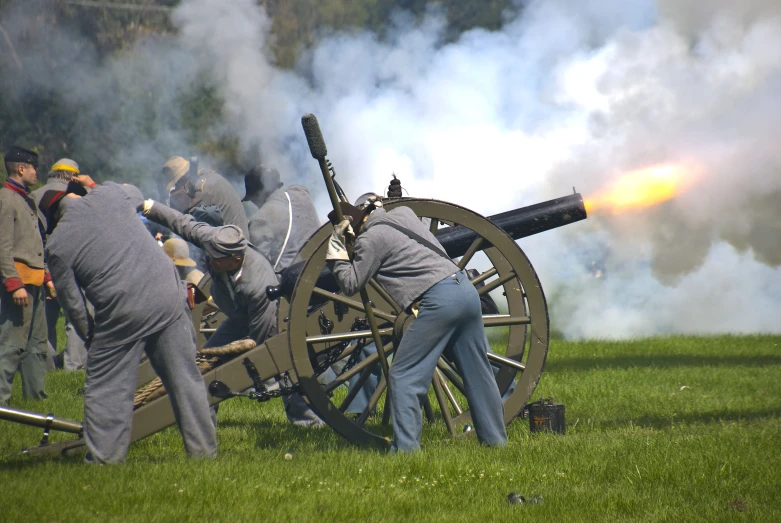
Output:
[{"xmin": 1, "ymin": 335, "xmax": 780, "ymax": 522}]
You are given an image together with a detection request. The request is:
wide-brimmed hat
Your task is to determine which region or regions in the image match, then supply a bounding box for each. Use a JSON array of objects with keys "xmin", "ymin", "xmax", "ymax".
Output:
[
  {"xmin": 163, "ymin": 156, "xmax": 190, "ymax": 192},
  {"xmin": 163, "ymin": 238, "xmax": 197, "ymax": 267},
  {"xmin": 242, "ymin": 165, "xmax": 282, "ymax": 202}
]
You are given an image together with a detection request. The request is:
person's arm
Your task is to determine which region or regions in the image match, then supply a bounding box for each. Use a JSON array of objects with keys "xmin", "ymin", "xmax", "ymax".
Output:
[
  {"xmin": 143, "ymin": 200, "xmax": 214, "ymax": 251},
  {"xmin": 328, "ymin": 234, "xmax": 383, "ymax": 296},
  {"xmin": 0, "ymin": 201, "xmax": 24, "ymax": 294},
  {"xmin": 47, "ymin": 252, "xmax": 92, "ymax": 343}
]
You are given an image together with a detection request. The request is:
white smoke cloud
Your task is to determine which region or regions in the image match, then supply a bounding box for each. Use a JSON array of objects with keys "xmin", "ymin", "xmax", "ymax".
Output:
[{"xmin": 4, "ymin": 0, "xmax": 781, "ymax": 337}]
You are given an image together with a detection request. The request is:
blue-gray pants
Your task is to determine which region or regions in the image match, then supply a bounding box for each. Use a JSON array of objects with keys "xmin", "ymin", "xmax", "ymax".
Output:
[
  {"xmin": 389, "ymin": 272, "xmax": 507, "ymax": 452},
  {"xmin": 83, "ymin": 306, "xmax": 217, "ymax": 463},
  {"xmin": 0, "ymin": 285, "xmax": 48, "ymax": 404},
  {"xmin": 45, "ymin": 297, "xmax": 88, "ymax": 371},
  {"xmin": 205, "ymin": 316, "xmax": 325, "ymax": 427}
]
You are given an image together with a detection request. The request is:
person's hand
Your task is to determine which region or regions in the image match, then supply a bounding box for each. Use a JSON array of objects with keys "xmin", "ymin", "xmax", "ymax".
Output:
[
  {"xmin": 46, "ymin": 281, "xmax": 57, "ymax": 300},
  {"xmin": 12, "ymin": 288, "xmax": 29, "ymax": 307},
  {"xmin": 326, "ymin": 219, "xmax": 353, "ymax": 262},
  {"xmin": 155, "ymin": 232, "xmax": 163, "ymax": 241},
  {"xmin": 334, "ymin": 218, "xmax": 355, "ymax": 241},
  {"xmin": 72, "ymin": 174, "xmax": 96, "ymax": 188}
]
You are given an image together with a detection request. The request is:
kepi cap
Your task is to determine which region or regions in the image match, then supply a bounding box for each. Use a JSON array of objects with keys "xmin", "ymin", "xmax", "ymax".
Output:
[
  {"xmin": 4, "ymin": 146, "xmax": 39, "ymax": 167},
  {"xmin": 203, "ymin": 225, "xmax": 247, "ymax": 259},
  {"xmin": 50, "ymin": 158, "xmax": 80, "ymax": 174}
]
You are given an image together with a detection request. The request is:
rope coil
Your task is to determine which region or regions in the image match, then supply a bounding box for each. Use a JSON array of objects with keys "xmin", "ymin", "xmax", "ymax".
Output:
[{"xmin": 133, "ymin": 339, "xmax": 257, "ymax": 409}]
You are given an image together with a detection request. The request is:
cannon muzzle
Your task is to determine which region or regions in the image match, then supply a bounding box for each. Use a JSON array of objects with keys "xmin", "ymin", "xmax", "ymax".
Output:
[
  {"xmin": 434, "ymin": 192, "xmax": 586, "ymax": 259},
  {"xmin": 0, "ymin": 405, "xmax": 83, "ymax": 434},
  {"xmin": 267, "ymin": 193, "xmax": 586, "ymax": 301}
]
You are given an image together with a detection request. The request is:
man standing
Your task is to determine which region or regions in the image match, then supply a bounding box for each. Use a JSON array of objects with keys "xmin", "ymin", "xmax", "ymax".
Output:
[
  {"xmin": 41, "ymin": 177, "xmax": 216, "ymax": 463},
  {"xmin": 327, "ymin": 197, "xmax": 507, "ymax": 452},
  {"xmin": 31, "ymin": 158, "xmax": 88, "ymax": 371},
  {"xmin": 242, "ymin": 166, "xmax": 320, "ymax": 272},
  {"xmin": 162, "ymin": 156, "xmax": 249, "ymax": 238},
  {"xmin": 0, "ymin": 146, "xmax": 50, "ymax": 404},
  {"xmin": 141, "ymin": 198, "xmax": 325, "ymax": 428}
]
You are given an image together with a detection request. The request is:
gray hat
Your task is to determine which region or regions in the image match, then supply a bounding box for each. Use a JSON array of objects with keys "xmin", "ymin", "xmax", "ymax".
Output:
[{"xmin": 203, "ymin": 225, "xmax": 247, "ymax": 259}]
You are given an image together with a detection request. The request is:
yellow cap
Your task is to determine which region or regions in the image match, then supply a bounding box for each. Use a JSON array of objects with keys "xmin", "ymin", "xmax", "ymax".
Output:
[{"xmin": 51, "ymin": 158, "xmax": 80, "ymax": 174}]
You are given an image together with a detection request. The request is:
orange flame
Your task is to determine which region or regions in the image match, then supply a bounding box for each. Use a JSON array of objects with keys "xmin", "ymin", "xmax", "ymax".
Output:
[{"xmin": 584, "ymin": 164, "xmax": 695, "ymax": 215}]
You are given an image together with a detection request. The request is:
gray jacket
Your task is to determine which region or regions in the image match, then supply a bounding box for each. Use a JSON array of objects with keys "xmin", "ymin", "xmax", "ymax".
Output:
[
  {"xmin": 191, "ymin": 170, "xmax": 249, "ymax": 238},
  {"xmin": 330, "ymin": 207, "xmax": 458, "ymax": 311},
  {"xmin": 146, "ymin": 202, "xmax": 279, "ymax": 345},
  {"xmin": 46, "ymin": 183, "xmax": 186, "ymax": 347},
  {"xmin": 0, "ymin": 184, "xmax": 46, "ymax": 289},
  {"xmin": 249, "ymin": 185, "xmax": 321, "ymax": 272},
  {"xmin": 31, "ymin": 177, "xmax": 68, "ymax": 234}
]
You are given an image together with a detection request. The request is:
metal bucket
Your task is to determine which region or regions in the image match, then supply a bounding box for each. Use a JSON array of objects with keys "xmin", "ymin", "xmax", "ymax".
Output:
[{"xmin": 526, "ymin": 398, "xmax": 565, "ymax": 435}]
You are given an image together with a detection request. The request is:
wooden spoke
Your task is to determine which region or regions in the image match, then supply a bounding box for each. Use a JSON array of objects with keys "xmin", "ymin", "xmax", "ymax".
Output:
[
  {"xmin": 356, "ymin": 377, "xmax": 386, "ymax": 427},
  {"xmin": 482, "ymin": 314, "xmax": 531, "ymax": 327},
  {"xmin": 487, "ymin": 352, "xmax": 526, "ymax": 372},
  {"xmin": 469, "ymin": 267, "xmax": 497, "ymax": 287},
  {"xmin": 382, "ymin": 394, "xmax": 392, "ymax": 426},
  {"xmin": 428, "ymin": 218, "xmax": 439, "ymax": 235},
  {"xmin": 323, "ymin": 341, "xmax": 395, "ymax": 394},
  {"xmin": 477, "ymin": 271, "xmax": 517, "ymax": 296},
  {"xmin": 306, "ymin": 327, "xmax": 393, "ymax": 345},
  {"xmin": 432, "ymin": 372, "xmax": 456, "ymax": 436},
  {"xmin": 422, "ymin": 396, "xmax": 435, "ymax": 423},
  {"xmin": 338, "ymin": 362, "xmax": 378, "ymax": 413},
  {"xmin": 457, "ymin": 237, "xmax": 484, "ymax": 270},
  {"xmin": 368, "ymin": 278, "xmax": 401, "ymax": 314},
  {"xmin": 436, "ymin": 359, "xmax": 466, "ymax": 395},
  {"xmin": 435, "ymin": 368, "xmax": 463, "ymax": 416}
]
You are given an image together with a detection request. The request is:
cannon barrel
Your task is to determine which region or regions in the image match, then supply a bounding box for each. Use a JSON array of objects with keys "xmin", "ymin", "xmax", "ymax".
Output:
[
  {"xmin": 267, "ymin": 193, "xmax": 586, "ymax": 301},
  {"xmin": 430, "ymin": 192, "xmax": 585, "ymax": 259},
  {"xmin": 0, "ymin": 405, "xmax": 83, "ymax": 434}
]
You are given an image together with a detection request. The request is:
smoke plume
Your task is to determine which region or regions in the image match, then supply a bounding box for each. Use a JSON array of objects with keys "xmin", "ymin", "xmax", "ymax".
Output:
[{"xmin": 2, "ymin": 0, "xmax": 781, "ymax": 337}]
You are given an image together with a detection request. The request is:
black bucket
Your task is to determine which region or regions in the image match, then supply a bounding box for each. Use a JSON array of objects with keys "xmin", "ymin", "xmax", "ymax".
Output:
[{"xmin": 526, "ymin": 398, "xmax": 565, "ymax": 435}]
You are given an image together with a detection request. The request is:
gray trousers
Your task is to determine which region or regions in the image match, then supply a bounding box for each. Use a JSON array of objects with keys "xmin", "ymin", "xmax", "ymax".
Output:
[
  {"xmin": 0, "ymin": 284, "xmax": 48, "ymax": 404},
  {"xmin": 45, "ymin": 297, "xmax": 89, "ymax": 371},
  {"xmin": 83, "ymin": 306, "xmax": 217, "ymax": 463},
  {"xmin": 205, "ymin": 316, "xmax": 325, "ymax": 427},
  {"xmin": 389, "ymin": 272, "xmax": 507, "ymax": 452}
]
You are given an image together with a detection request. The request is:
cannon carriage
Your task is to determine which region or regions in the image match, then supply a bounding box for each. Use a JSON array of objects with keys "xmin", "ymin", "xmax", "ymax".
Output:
[{"xmin": 0, "ymin": 115, "xmax": 586, "ymax": 456}]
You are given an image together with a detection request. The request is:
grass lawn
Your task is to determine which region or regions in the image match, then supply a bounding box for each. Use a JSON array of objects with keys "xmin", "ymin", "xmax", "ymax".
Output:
[{"xmin": 1, "ymin": 335, "xmax": 780, "ymax": 522}]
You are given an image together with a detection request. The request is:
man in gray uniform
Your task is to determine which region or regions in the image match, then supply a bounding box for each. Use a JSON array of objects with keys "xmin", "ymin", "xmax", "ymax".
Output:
[
  {"xmin": 241, "ymin": 166, "xmax": 327, "ymax": 422},
  {"xmin": 242, "ymin": 166, "xmax": 321, "ymax": 273},
  {"xmin": 30, "ymin": 158, "xmax": 88, "ymax": 371},
  {"xmin": 141, "ymin": 198, "xmax": 325, "ymax": 427},
  {"xmin": 0, "ymin": 146, "xmax": 50, "ymax": 404},
  {"xmin": 163, "ymin": 156, "xmax": 249, "ymax": 238},
  {"xmin": 42, "ymin": 178, "xmax": 217, "ymax": 463},
  {"xmin": 327, "ymin": 196, "xmax": 507, "ymax": 452}
]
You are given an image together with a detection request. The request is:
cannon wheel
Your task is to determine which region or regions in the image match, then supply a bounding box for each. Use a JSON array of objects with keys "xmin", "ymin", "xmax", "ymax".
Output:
[{"xmin": 285, "ymin": 199, "xmax": 549, "ymax": 448}]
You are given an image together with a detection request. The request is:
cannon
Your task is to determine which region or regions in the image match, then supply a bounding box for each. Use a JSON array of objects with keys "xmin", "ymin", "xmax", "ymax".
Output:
[{"xmin": 0, "ymin": 115, "xmax": 586, "ymax": 456}]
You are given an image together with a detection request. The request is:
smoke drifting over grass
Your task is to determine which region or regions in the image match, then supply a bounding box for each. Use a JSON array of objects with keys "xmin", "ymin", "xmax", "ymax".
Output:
[{"xmin": 2, "ymin": 0, "xmax": 781, "ymax": 337}]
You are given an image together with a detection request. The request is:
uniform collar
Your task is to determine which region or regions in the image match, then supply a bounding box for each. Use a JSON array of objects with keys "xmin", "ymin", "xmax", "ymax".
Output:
[{"xmin": 4, "ymin": 178, "xmax": 30, "ymax": 196}]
